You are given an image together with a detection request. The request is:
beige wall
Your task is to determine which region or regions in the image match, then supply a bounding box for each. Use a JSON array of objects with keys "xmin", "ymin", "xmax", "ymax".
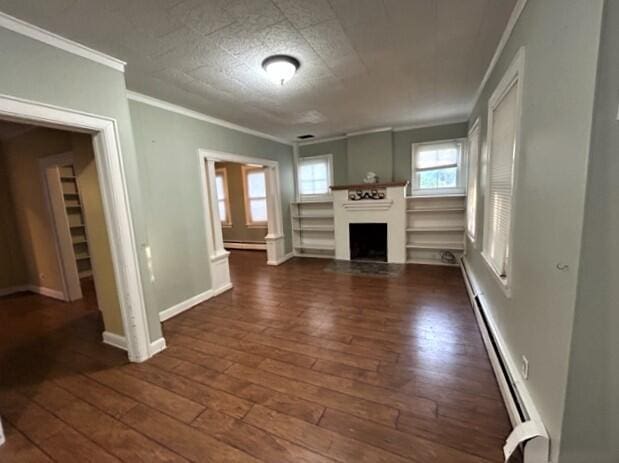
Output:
[
  {"xmin": 216, "ymin": 162, "xmax": 267, "ymax": 244},
  {"xmin": 0, "ymin": 147, "xmax": 27, "ymax": 289},
  {"xmin": 1, "ymin": 127, "xmax": 124, "ymax": 335}
]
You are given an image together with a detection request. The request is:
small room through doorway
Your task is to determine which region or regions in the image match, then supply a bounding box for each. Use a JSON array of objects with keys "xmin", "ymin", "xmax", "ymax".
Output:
[
  {"xmin": 0, "ymin": 119, "xmax": 124, "ymax": 354},
  {"xmin": 215, "ymin": 161, "xmax": 269, "ymax": 260}
]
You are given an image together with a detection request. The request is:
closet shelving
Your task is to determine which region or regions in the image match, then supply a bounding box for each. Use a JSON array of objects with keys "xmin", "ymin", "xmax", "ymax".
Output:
[
  {"xmin": 405, "ymin": 194, "xmax": 466, "ymax": 266},
  {"xmin": 291, "ymin": 199, "xmax": 335, "ymax": 258},
  {"xmin": 59, "ymin": 165, "xmax": 93, "ymax": 278}
]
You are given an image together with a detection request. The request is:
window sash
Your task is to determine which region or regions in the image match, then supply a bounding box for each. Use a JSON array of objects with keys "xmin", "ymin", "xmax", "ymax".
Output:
[
  {"xmin": 215, "ymin": 170, "xmax": 230, "ymax": 225},
  {"xmin": 484, "ymin": 77, "xmax": 519, "ymax": 280},
  {"xmin": 298, "ymin": 155, "xmax": 332, "ymax": 196},
  {"xmin": 412, "ymin": 141, "xmax": 464, "ymax": 193},
  {"xmin": 243, "ymin": 167, "xmax": 268, "ymax": 225}
]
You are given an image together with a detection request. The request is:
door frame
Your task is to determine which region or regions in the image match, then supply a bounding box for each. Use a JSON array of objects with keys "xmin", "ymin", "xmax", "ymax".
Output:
[
  {"xmin": 0, "ymin": 93, "xmax": 153, "ymax": 362},
  {"xmin": 198, "ymin": 149, "xmax": 287, "ymax": 293}
]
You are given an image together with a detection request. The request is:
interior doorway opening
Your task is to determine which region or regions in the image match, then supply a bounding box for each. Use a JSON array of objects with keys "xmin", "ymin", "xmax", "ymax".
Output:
[
  {"xmin": 215, "ymin": 161, "xmax": 269, "ymax": 261},
  {"xmin": 0, "ymin": 119, "xmax": 125, "ymax": 353}
]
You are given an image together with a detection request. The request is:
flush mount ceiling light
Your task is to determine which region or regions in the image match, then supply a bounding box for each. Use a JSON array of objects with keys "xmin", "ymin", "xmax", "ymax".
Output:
[{"xmin": 262, "ymin": 55, "xmax": 300, "ymax": 85}]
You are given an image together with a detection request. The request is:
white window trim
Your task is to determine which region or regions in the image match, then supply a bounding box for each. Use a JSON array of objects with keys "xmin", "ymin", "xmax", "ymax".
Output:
[
  {"xmin": 482, "ymin": 47, "xmax": 525, "ymax": 297},
  {"xmin": 410, "ymin": 139, "xmax": 467, "ymax": 197},
  {"xmin": 297, "ymin": 153, "xmax": 333, "ymax": 201},
  {"xmin": 215, "ymin": 168, "xmax": 231, "ymax": 228},
  {"xmin": 242, "ymin": 165, "xmax": 268, "ymax": 228},
  {"xmin": 466, "ymin": 118, "xmax": 481, "ymax": 245}
]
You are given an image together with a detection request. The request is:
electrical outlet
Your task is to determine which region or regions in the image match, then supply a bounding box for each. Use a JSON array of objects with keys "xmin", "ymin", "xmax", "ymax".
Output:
[{"xmin": 521, "ymin": 355, "xmax": 529, "ymax": 380}]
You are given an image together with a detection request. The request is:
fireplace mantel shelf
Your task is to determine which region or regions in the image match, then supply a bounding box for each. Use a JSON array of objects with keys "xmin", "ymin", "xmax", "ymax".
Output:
[{"xmin": 330, "ymin": 181, "xmax": 408, "ymax": 191}]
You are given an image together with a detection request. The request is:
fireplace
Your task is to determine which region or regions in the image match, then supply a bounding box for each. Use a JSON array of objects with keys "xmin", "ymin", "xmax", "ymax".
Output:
[{"xmin": 349, "ymin": 223, "xmax": 387, "ymax": 262}]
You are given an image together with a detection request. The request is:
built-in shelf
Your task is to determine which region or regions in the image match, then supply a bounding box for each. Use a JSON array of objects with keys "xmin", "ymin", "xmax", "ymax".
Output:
[
  {"xmin": 75, "ymin": 253, "xmax": 90, "ymax": 261},
  {"xmin": 406, "ymin": 242, "xmax": 464, "ymax": 251},
  {"xmin": 407, "ymin": 226, "xmax": 465, "ymax": 232},
  {"xmin": 78, "ymin": 270, "xmax": 93, "ymax": 278},
  {"xmin": 292, "ymin": 214, "xmax": 334, "ymax": 219},
  {"xmin": 60, "ymin": 176, "xmax": 76, "ymax": 180},
  {"xmin": 407, "ymin": 207, "xmax": 465, "ymax": 213},
  {"xmin": 291, "ymin": 199, "xmax": 333, "ymax": 204},
  {"xmin": 293, "ymin": 226, "xmax": 334, "ymax": 232},
  {"xmin": 72, "ymin": 238, "xmax": 87, "ymax": 245},
  {"xmin": 294, "ymin": 244, "xmax": 334, "ymax": 251},
  {"xmin": 69, "ymin": 223, "xmax": 85, "ymax": 229},
  {"xmin": 406, "ymin": 193, "xmax": 466, "ymax": 199}
]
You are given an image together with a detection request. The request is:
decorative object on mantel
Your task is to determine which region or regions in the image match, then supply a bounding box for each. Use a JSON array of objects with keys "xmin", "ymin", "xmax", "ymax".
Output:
[
  {"xmin": 349, "ymin": 189, "xmax": 386, "ymax": 201},
  {"xmin": 363, "ymin": 171, "xmax": 379, "ymax": 184}
]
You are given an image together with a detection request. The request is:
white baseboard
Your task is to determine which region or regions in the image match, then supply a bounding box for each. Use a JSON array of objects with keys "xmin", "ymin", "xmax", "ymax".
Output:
[
  {"xmin": 28, "ymin": 285, "xmax": 65, "ymax": 300},
  {"xmin": 148, "ymin": 337, "xmax": 167, "ymax": 356},
  {"xmin": 158, "ymin": 282, "xmax": 234, "ymax": 323},
  {"xmin": 0, "ymin": 285, "xmax": 27, "ymax": 297},
  {"xmin": 159, "ymin": 289, "xmax": 213, "ymax": 322},
  {"xmin": 224, "ymin": 241, "xmax": 266, "ymax": 250},
  {"xmin": 267, "ymin": 251, "xmax": 295, "ymax": 266},
  {"xmin": 102, "ymin": 331, "xmax": 127, "ymax": 351}
]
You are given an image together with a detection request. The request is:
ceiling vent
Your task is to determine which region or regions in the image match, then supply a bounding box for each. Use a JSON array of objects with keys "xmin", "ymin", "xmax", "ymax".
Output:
[{"xmin": 297, "ymin": 134, "xmax": 315, "ymax": 140}]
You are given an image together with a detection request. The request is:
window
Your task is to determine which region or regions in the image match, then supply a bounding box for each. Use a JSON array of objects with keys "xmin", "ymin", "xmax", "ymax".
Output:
[
  {"xmin": 482, "ymin": 48, "xmax": 524, "ymax": 293},
  {"xmin": 298, "ymin": 154, "xmax": 332, "ymax": 198},
  {"xmin": 215, "ymin": 169, "xmax": 231, "ymax": 226},
  {"xmin": 242, "ymin": 166, "xmax": 268, "ymax": 226},
  {"xmin": 411, "ymin": 140, "xmax": 465, "ymax": 195},
  {"xmin": 466, "ymin": 121, "xmax": 481, "ymax": 243}
]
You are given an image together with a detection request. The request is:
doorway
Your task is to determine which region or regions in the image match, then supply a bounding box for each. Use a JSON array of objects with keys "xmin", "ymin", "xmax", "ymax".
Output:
[
  {"xmin": 0, "ymin": 95, "xmax": 152, "ymax": 362},
  {"xmin": 198, "ymin": 149, "xmax": 288, "ymax": 295}
]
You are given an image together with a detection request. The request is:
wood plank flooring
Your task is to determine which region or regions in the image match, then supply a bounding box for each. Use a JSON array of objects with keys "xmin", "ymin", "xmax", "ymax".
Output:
[{"xmin": 0, "ymin": 251, "xmax": 513, "ymax": 462}]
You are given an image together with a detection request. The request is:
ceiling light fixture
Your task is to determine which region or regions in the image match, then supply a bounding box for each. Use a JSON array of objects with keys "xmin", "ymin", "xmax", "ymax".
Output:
[{"xmin": 262, "ymin": 55, "xmax": 300, "ymax": 85}]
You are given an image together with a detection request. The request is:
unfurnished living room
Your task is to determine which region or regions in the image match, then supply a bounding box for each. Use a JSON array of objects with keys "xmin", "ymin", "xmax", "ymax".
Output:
[{"xmin": 0, "ymin": 1, "xmax": 617, "ymax": 462}]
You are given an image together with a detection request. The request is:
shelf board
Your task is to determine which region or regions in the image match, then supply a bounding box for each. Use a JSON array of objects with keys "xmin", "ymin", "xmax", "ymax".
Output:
[
  {"xmin": 406, "ymin": 226, "xmax": 465, "ymax": 232},
  {"xmin": 407, "ymin": 207, "xmax": 465, "ymax": 213},
  {"xmin": 75, "ymin": 253, "xmax": 90, "ymax": 260},
  {"xmin": 294, "ymin": 252, "xmax": 333, "ymax": 259},
  {"xmin": 294, "ymin": 244, "xmax": 334, "ymax": 251},
  {"xmin": 293, "ymin": 226, "xmax": 335, "ymax": 232},
  {"xmin": 292, "ymin": 215, "xmax": 334, "ymax": 219},
  {"xmin": 70, "ymin": 224, "xmax": 85, "ymax": 229},
  {"xmin": 292, "ymin": 200, "xmax": 333, "ymax": 204},
  {"xmin": 406, "ymin": 193, "xmax": 466, "ymax": 199},
  {"xmin": 79, "ymin": 270, "xmax": 93, "ymax": 278},
  {"xmin": 406, "ymin": 242, "xmax": 464, "ymax": 251},
  {"xmin": 63, "ymin": 192, "xmax": 79, "ymax": 197},
  {"xmin": 61, "ymin": 176, "xmax": 76, "ymax": 180},
  {"xmin": 72, "ymin": 238, "xmax": 88, "ymax": 245},
  {"xmin": 65, "ymin": 204, "xmax": 82, "ymax": 210}
]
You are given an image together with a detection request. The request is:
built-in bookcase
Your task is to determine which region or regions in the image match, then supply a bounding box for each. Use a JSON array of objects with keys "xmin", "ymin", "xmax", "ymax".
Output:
[
  {"xmin": 291, "ymin": 200, "xmax": 335, "ymax": 258},
  {"xmin": 405, "ymin": 194, "xmax": 466, "ymax": 266},
  {"xmin": 59, "ymin": 165, "xmax": 92, "ymax": 278}
]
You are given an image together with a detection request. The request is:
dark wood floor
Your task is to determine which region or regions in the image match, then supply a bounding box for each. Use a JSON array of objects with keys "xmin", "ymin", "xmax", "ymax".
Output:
[{"xmin": 0, "ymin": 251, "xmax": 512, "ymax": 462}]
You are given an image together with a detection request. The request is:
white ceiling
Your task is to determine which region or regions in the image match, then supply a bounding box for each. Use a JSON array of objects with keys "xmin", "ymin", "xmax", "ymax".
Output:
[{"xmin": 0, "ymin": 0, "xmax": 516, "ymax": 141}]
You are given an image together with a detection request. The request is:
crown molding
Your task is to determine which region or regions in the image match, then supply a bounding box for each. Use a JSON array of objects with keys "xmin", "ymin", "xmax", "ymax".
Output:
[
  {"xmin": 297, "ymin": 134, "xmax": 347, "ymax": 146},
  {"xmin": 0, "ymin": 11, "xmax": 125, "ymax": 72},
  {"xmin": 346, "ymin": 126, "xmax": 392, "ymax": 137},
  {"xmin": 392, "ymin": 118, "xmax": 469, "ymax": 132},
  {"xmin": 471, "ymin": 0, "xmax": 528, "ymax": 112},
  {"xmin": 127, "ymin": 91, "xmax": 292, "ymax": 146}
]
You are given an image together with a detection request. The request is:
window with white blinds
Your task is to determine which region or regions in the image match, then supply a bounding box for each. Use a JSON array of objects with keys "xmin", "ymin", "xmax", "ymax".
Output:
[
  {"xmin": 466, "ymin": 122, "xmax": 481, "ymax": 242},
  {"xmin": 411, "ymin": 140, "xmax": 465, "ymax": 195},
  {"xmin": 298, "ymin": 154, "xmax": 332, "ymax": 198},
  {"xmin": 482, "ymin": 49, "xmax": 524, "ymax": 290}
]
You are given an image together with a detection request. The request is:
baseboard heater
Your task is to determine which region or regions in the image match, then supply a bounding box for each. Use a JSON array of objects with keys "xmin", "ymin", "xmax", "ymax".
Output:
[{"xmin": 460, "ymin": 257, "xmax": 549, "ymax": 463}]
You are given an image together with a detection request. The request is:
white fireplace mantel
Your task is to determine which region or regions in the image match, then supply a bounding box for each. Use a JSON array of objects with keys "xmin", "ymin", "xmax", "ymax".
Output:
[{"xmin": 331, "ymin": 182, "xmax": 408, "ymax": 263}]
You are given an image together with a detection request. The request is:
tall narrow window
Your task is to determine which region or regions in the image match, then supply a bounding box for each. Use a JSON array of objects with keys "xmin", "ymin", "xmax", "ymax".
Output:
[
  {"xmin": 483, "ymin": 49, "xmax": 524, "ymax": 292},
  {"xmin": 466, "ymin": 121, "xmax": 481, "ymax": 243},
  {"xmin": 215, "ymin": 168, "xmax": 231, "ymax": 226},
  {"xmin": 411, "ymin": 141, "xmax": 465, "ymax": 195},
  {"xmin": 298, "ymin": 154, "xmax": 332, "ymax": 198},
  {"xmin": 243, "ymin": 166, "xmax": 268, "ymax": 226}
]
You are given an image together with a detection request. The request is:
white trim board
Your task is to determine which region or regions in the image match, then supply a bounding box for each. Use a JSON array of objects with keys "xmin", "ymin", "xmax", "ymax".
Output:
[
  {"xmin": 224, "ymin": 242, "xmax": 267, "ymax": 251},
  {"xmin": 0, "ymin": 285, "xmax": 65, "ymax": 300},
  {"xmin": 127, "ymin": 91, "xmax": 291, "ymax": 146},
  {"xmin": 102, "ymin": 331, "xmax": 127, "ymax": 350},
  {"xmin": 471, "ymin": 0, "xmax": 529, "ymax": 110},
  {"xmin": 159, "ymin": 283, "xmax": 233, "ymax": 322},
  {"xmin": 0, "ymin": 12, "xmax": 125, "ymax": 72},
  {"xmin": 267, "ymin": 251, "xmax": 294, "ymax": 266}
]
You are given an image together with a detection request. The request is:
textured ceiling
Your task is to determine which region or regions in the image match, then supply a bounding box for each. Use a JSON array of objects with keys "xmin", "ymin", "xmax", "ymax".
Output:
[{"xmin": 0, "ymin": 0, "xmax": 516, "ymax": 141}]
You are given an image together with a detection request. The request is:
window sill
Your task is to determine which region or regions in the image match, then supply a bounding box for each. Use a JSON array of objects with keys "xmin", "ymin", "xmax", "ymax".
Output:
[
  {"xmin": 246, "ymin": 223, "xmax": 268, "ymax": 228},
  {"xmin": 410, "ymin": 189, "xmax": 465, "ymax": 198},
  {"xmin": 298, "ymin": 194, "xmax": 332, "ymax": 203},
  {"xmin": 221, "ymin": 224, "xmax": 232, "ymax": 229},
  {"xmin": 481, "ymin": 251, "xmax": 512, "ymax": 298}
]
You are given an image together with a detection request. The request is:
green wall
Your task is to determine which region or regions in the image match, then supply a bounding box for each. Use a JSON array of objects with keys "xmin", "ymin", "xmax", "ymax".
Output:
[
  {"xmin": 298, "ymin": 123, "xmax": 467, "ymax": 188},
  {"xmin": 347, "ymin": 131, "xmax": 393, "ymax": 184},
  {"xmin": 129, "ymin": 100, "xmax": 294, "ymax": 315},
  {"xmin": 462, "ymin": 0, "xmax": 604, "ymax": 460},
  {"xmin": 560, "ymin": 2, "xmax": 619, "ymax": 461}
]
